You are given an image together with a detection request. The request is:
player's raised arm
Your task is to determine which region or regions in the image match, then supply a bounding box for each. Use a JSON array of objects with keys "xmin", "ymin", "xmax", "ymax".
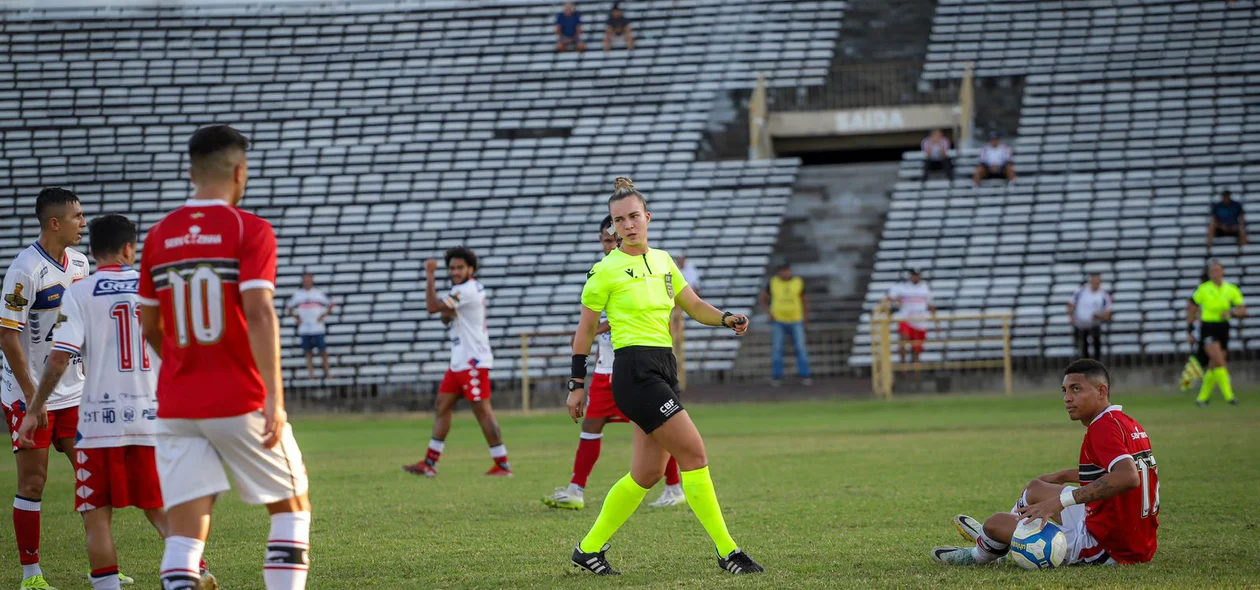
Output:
[{"xmin": 424, "ymin": 258, "xmax": 449, "ymax": 314}]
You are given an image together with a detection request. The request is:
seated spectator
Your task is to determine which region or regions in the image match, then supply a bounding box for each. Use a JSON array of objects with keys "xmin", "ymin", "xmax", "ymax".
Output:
[
  {"xmin": 921, "ymin": 129, "xmax": 953, "ymax": 180},
  {"xmin": 555, "ymin": 2, "xmax": 586, "ymax": 52},
  {"xmin": 1208, "ymin": 190, "xmax": 1247, "ymax": 247},
  {"xmin": 972, "ymin": 131, "xmax": 1016, "ymax": 186},
  {"xmin": 603, "ymin": 6, "xmax": 634, "ymax": 51}
]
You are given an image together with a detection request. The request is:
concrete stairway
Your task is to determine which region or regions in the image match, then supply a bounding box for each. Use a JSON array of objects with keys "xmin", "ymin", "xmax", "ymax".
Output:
[{"xmin": 725, "ymin": 162, "xmax": 899, "ymax": 381}]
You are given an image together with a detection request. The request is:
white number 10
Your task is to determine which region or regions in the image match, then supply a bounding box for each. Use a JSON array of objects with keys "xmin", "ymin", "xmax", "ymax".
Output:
[
  {"xmin": 1136, "ymin": 453, "xmax": 1160, "ymax": 518},
  {"xmin": 168, "ymin": 266, "xmax": 225, "ymax": 347}
]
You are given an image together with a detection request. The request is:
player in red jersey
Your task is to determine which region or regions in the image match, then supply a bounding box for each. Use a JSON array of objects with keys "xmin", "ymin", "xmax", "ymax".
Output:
[
  {"xmin": 138, "ymin": 126, "xmax": 311, "ymax": 590},
  {"xmin": 541, "ymin": 215, "xmax": 683, "ymax": 510},
  {"xmin": 931, "ymin": 359, "xmax": 1158, "ymax": 566}
]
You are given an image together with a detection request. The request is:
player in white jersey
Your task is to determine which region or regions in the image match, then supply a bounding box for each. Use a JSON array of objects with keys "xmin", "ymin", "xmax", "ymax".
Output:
[
  {"xmin": 542, "ymin": 216, "xmax": 684, "ymax": 510},
  {"xmin": 18, "ymin": 215, "xmax": 213, "ymax": 590},
  {"xmin": 1, "ymin": 188, "xmax": 88, "ymax": 590},
  {"xmin": 884, "ymin": 268, "xmax": 937, "ymax": 365},
  {"xmin": 285, "ymin": 274, "xmax": 334, "ymax": 379},
  {"xmin": 404, "ymin": 247, "xmax": 512, "ymax": 477}
]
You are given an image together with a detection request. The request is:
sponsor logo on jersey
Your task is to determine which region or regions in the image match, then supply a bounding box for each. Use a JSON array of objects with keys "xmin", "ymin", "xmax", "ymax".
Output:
[
  {"xmin": 93, "ymin": 278, "xmax": 139, "ymax": 296},
  {"xmin": 3, "ymin": 284, "xmax": 27, "ymax": 312},
  {"xmin": 665, "ymin": 272, "xmax": 674, "ymax": 298},
  {"xmin": 164, "ymin": 224, "xmax": 224, "ymax": 249},
  {"xmin": 588, "ymin": 269, "xmax": 596, "ymax": 279},
  {"xmin": 71, "ymin": 259, "xmax": 86, "ymax": 268},
  {"xmin": 122, "ymin": 407, "xmax": 136, "ymax": 423}
]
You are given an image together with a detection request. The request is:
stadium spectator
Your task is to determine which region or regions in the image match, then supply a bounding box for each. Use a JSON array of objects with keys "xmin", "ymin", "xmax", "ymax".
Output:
[
  {"xmin": 287, "ymin": 273, "xmax": 334, "ymax": 379},
  {"xmin": 884, "ymin": 268, "xmax": 936, "ymax": 365},
  {"xmin": 972, "ymin": 131, "xmax": 1016, "ymax": 186},
  {"xmin": 676, "ymin": 255, "xmax": 701, "ymax": 294},
  {"xmin": 671, "ymin": 255, "xmax": 702, "ymax": 340},
  {"xmin": 555, "ymin": 2, "xmax": 586, "ymax": 52},
  {"xmin": 603, "ymin": 5, "xmax": 634, "ymax": 51},
  {"xmin": 921, "ymin": 129, "xmax": 954, "ymax": 180},
  {"xmin": 759, "ymin": 262, "xmax": 812, "ymax": 386},
  {"xmin": 1207, "ymin": 190, "xmax": 1247, "ymax": 247},
  {"xmin": 1067, "ymin": 273, "xmax": 1113, "ymax": 360}
]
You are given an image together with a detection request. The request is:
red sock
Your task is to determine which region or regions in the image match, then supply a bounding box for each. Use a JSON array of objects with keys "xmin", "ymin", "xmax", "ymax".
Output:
[
  {"xmin": 424, "ymin": 439, "xmax": 444, "ymax": 467},
  {"xmin": 664, "ymin": 457, "xmax": 681, "ymax": 486},
  {"xmin": 570, "ymin": 433, "xmax": 603, "ymax": 488},
  {"xmin": 199, "ymin": 558, "xmax": 208, "ymax": 573},
  {"xmin": 13, "ymin": 495, "xmax": 41, "ymax": 566}
]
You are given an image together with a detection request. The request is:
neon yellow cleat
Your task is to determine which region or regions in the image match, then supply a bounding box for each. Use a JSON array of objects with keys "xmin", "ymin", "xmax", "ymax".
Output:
[
  {"xmin": 18, "ymin": 575, "xmax": 57, "ymax": 590},
  {"xmin": 118, "ymin": 572, "xmax": 135, "ymax": 585}
]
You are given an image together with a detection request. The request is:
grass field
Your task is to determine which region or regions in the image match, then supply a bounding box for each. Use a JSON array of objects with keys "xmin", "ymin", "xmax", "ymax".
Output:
[{"xmin": 4, "ymin": 388, "xmax": 1259, "ymax": 589}]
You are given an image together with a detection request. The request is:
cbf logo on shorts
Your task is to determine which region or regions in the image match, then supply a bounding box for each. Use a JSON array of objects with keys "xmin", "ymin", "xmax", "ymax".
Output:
[{"xmin": 659, "ymin": 399, "xmax": 680, "ymax": 418}]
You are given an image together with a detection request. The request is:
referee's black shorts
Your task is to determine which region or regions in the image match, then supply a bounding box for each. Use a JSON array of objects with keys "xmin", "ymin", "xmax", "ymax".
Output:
[
  {"xmin": 611, "ymin": 346, "xmax": 684, "ymax": 434},
  {"xmin": 1197, "ymin": 321, "xmax": 1231, "ymax": 362}
]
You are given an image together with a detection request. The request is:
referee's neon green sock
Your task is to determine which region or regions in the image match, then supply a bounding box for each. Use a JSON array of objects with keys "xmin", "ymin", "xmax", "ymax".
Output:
[
  {"xmin": 1216, "ymin": 367, "xmax": 1236, "ymax": 402},
  {"xmin": 680, "ymin": 466, "xmax": 739, "ymax": 557},
  {"xmin": 1197, "ymin": 368, "xmax": 1219, "ymax": 403},
  {"xmin": 578, "ymin": 473, "xmax": 648, "ymax": 553}
]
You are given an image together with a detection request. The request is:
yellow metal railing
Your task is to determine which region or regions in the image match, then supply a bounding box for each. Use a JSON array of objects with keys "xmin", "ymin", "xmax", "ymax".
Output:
[{"xmin": 870, "ymin": 301, "xmax": 1012, "ymax": 398}]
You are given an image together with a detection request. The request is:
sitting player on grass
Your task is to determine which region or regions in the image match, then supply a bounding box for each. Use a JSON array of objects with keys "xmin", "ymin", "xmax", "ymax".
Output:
[{"xmin": 932, "ymin": 359, "xmax": 1159, "ymax": 567}]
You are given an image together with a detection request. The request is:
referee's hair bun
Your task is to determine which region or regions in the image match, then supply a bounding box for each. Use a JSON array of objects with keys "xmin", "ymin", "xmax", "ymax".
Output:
[{"xmin": 614, "ymin": 177, "xmax": 635, "ymax": 191}]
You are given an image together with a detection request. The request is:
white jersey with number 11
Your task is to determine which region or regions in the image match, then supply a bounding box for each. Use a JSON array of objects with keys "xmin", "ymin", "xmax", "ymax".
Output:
[{"xmin": 53, "ymin": 266, "xmax": 159, "ymax": 448}]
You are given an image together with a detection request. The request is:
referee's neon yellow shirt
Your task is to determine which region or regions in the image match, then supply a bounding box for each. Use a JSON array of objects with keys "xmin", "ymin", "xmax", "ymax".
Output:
[
  {"xmin": 581, "ymin": 247, "xmax": 689, "ymax": 349},
  {"xmin": 1193, "ymin": 281, "xmax": 1244, "ymax": 323}
]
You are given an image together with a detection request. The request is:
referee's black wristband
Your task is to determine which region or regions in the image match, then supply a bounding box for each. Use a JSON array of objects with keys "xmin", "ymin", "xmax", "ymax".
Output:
[{"xmin": 571, "ymin": 354, "xmax": 589, "ymax": 380}]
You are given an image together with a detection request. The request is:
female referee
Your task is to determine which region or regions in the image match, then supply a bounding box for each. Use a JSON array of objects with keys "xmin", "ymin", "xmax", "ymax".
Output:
[
  {"xmin": 565, "ymin": 177, "xmax": 763, "ymax": 575},
  {"xmin": 1188, "ymin": 260, "xmax": 1247, "ymax": 406}
]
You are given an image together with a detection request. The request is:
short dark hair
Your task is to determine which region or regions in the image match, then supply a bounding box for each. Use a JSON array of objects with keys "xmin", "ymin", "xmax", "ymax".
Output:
[
  {"xmin": 189, "ymin": 125, "xmax": 249, "ymax": 179},
  {"xmin": 600, "ymin": 214, "xmax": 613, "ymax": 234},
  {"xmin": 1221, "ymin": 190, "xmax": 1232, "ymax": 199},
  {"xmin": 1064, "ymin": 358, "xmax": 1110, "ymax": 392},
  {"xmin": 445, "ymin": 247, "xmax": 478, "ymax": 271},
  {"xmin": 88, "ymin": 214, "xmax": 138, "ymax": 258},
  {"xmin": 35, "ymin": 187, "xmax": 80, "ymax": 226}
]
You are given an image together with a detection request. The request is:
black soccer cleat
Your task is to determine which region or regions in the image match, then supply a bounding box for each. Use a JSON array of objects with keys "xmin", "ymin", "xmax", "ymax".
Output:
[
  {"xmin": 572, "ymin": 544, "xmax": 620, "ymax": 575},
  {"xmin": 1229, "ymin": 399, "xmax": 1240, "ymax": 406},
  {"xmin": 718, "ymin": 548, "xmax": 764, "ymax": 574}
]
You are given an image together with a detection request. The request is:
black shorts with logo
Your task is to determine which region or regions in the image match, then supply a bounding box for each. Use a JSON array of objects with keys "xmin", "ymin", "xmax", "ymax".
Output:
[
  {"xmin": 611, "ymin": 346, "xmax": 684, "ymax": 434},
  {"xmin": 1197, "ymin": 322, "xmax": 1230, "ymax": 363}
]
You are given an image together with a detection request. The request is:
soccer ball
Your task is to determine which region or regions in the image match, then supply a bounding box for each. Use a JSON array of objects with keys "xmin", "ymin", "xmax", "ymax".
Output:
[{"xmin": 1009, "ymin": 519, "xmax": 1068, "ymax": 570}]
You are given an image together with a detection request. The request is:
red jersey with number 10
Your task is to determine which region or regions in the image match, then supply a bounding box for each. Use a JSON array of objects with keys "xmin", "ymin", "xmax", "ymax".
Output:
[
  {"xmin": 138, "ymin": 199, "xmax": 277, "ymax": 419},
  {"xmin": 1078, "ymin": 405, "xmax": 1159, "ymax": 564}
]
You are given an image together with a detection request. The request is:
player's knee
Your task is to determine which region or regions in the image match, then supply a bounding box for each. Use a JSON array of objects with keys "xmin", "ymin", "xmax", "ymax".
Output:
[
  {"xmin": 982, "ymin": 513, "xmax": 1014, "ymax": 542},
  {"xmin": 17, "ymin": 474, "xmax": 47, "ymax": 498}
]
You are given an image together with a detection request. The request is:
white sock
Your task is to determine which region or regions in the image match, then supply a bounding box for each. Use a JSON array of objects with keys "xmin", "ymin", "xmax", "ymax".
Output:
[
  {"xmin": 488, "ymin": 444, "xmax": 507, "ymax": 459},
  {"xmin": 567, "ymin": 482, "xmax": 585, "ymax": 496},
  {"xmin": 160, "ymin": 536, "xmax": 204, "ymax": 589},
  {"xmin": 428, "ymin": 439, "xmax": 445, "ymax": 453},
  {"xmin": 22, "ymin": 564, "xmax": 42, "ymax": 579},
  {"xmin": 264, "ymin": 511, "xmax": 311, "ymax": 590},
  {"xmin": 971, "ymin": 532, "xmax": 1009, "ymax": 565},
  {"xmin": 666, "ymin": 483, "xmax": 683, "ymax": 494},
  {"xmin": 90, "ymin": 571, "xmax": 122, "ymax": 590}
]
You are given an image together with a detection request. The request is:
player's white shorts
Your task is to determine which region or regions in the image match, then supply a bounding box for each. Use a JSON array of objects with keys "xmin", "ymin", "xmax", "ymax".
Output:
[
  {"xmin": 156, "ymin": 412, "xmax": 309, "ymax": 508},
  {"xmin": 1059, "ymin": 504, "xmax": 1118, "ymax": 566}
]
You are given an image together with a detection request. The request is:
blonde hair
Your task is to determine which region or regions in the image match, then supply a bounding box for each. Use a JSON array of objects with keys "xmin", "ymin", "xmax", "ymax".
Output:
[{"xmin": 609, "ymin": 176, "xmax": 647, "ymax": 208}]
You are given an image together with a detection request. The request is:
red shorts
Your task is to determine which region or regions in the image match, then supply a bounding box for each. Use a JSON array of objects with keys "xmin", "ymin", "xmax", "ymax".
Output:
[
  {"xmin": 5, "ymin": 402, "xmax": 78, "ymax": 453},
  {"xmin": 439, "ymin": 368, "xmax": 491, "ymax": 402},
  {"xmin": 898, "ymin": 323, "xmax": 927, "ymax": 353},
  {"xmin": 74, "ymin": 445, "xmax": 163, "ymax": 512},
  {"xmin": 585, "ymin": 372, "xmax": 628, "ymax": 422}
]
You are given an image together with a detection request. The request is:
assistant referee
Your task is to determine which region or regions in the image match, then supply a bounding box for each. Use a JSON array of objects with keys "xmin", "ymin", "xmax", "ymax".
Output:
[
  {"xmin": 565, "ymin": 177, "xmax": 764, "ymax": 576},
  {"xmin": 1188, "ymin": 260, "xmax": 1247, "ymax": 407}
]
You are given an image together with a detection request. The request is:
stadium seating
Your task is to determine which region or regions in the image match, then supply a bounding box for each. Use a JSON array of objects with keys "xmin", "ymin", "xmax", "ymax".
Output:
[
  {"xmin": 850, "ymin": 0, "xmax": 1260, "ymax": 368},
  {"xmin": 0, "ymin": 0, "xmax": 846, "ymax": 388}
]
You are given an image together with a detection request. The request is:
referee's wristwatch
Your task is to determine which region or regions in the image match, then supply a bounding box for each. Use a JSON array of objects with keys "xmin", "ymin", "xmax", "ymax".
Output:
[{"xmin": 567, "ymin": 379, "xmax": 584, "ymax": 392}]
